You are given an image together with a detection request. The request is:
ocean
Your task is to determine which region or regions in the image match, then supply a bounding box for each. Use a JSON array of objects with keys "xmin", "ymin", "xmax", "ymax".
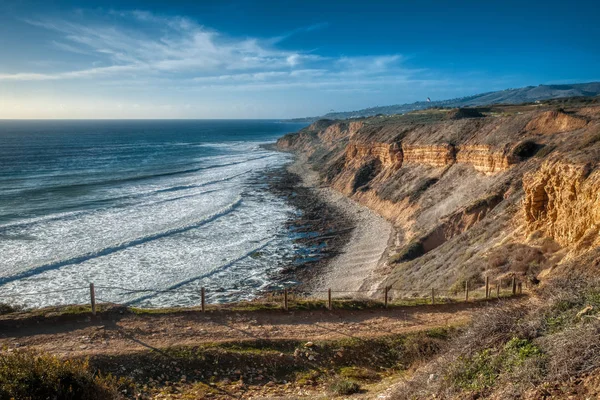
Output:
[{"xmin": 0, "ymin": 120, "xmax": 307, "ymax": 308}]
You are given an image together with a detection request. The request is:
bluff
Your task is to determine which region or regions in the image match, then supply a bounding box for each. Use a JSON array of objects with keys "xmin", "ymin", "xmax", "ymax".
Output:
[{"xmin": 277, "ymin": 102, "xmax": 600, "ymax": 293}]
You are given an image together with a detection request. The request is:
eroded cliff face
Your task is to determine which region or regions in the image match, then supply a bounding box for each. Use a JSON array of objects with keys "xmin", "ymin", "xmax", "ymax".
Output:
[
  {"xmin": 524, "ymin": 160, "xmax": 600, "ymax": 247},
  {"xmin": 345, "ymin": 142, "xmax": 402, "ymax": 170},
  {"xmin": 277, "ymin": 103, "xmax": 600, "ymax": 291},
  {"xmin": 343, "ymin": 142, "xmax": 520, "ymax": 174}
]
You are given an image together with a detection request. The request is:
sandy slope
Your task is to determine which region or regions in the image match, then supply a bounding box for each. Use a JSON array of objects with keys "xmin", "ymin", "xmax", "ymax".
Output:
[{"xmin": 287, "ymin": 156, "xmax": 393, "ymax": 295}]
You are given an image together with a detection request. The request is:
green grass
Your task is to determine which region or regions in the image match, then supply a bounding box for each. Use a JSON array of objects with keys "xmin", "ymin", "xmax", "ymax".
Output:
[{"xmin": 447, "ymin": 337, "xmax": 544, "ymax": 393}]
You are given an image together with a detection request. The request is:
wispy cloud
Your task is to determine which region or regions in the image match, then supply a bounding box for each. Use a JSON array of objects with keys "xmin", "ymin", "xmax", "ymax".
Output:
[{"xmin": 1, "ymin": 9, "xmax": 425, "ymax": 96}]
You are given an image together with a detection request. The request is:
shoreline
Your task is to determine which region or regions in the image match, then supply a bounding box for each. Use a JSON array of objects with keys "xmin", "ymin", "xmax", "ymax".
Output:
[{"xmin": 271, "ymin": 152, "xmax": 393, "ymax": 297}]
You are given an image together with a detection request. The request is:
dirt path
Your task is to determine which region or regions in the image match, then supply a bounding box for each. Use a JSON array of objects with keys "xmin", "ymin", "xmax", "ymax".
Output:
[{"xmin": 0, "ymin": 303, "xmax": 477, "ymax": 357}]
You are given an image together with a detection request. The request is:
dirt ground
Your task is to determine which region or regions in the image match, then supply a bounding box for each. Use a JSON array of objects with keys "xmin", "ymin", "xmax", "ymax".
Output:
[{"xmin": 0, "ymin": 302, "xmax": 479, "ymax": 358}]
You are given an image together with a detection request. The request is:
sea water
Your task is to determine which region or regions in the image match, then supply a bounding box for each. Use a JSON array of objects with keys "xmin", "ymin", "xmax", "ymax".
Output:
[{"xmin": 0, "ymin": 120, "xmax": 306, "ymax": 307}]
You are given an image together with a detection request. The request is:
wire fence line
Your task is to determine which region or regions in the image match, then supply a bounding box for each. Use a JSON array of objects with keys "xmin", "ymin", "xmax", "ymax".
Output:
[{"xmin": 0, "ymin": 276, "xmax": 527, "ymax": 313}]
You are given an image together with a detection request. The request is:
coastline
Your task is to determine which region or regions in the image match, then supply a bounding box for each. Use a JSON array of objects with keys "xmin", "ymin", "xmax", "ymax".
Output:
[{"xmin": 271, "ymin": 152, "xmax": 393, "ymax": 297}]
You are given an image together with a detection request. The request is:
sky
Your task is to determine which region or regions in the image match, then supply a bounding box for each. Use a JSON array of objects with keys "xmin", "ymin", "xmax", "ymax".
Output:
[{"xmin": 0, "ymin": 0, "xmax": 599, "ymax": 119}]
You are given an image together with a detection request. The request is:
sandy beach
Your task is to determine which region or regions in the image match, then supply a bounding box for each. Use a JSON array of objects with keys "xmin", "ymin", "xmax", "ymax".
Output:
[{"xmin": 287, "ymin": 155, "xmax": 393, "ymax": 296}]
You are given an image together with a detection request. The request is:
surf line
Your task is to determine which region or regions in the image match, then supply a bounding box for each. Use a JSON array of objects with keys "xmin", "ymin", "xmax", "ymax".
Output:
[
  {"xmin": 0, "ymin": 197, "xmax": 243, "ymax": 287},
  {"xmin": 123, "ymin": 236, "xmax": 278, "ymax": 306}
]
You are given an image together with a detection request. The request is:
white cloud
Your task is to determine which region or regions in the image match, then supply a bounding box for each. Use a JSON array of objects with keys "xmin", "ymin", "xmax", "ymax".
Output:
[{"xmin": 1, "ymin": 10, "xmax": 414, "ymax": 90}]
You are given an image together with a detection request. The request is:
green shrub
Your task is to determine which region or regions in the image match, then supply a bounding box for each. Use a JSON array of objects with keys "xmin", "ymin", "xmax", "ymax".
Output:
[
  {"xmin": 329, "ymin": 378, "xmax": 361, "ymax": 395},
  {"xmin": 503, "ymin": 338, "xmax": 543, "ymax": 366},
  {"xmin": 448, "ymin": 349, "xmax": 499, "ymax": 391},
  {"xmin": 390, "ymin": 240, "xmax": 424, "ymax": 264},
  {"xmin": 0, "ymin": 350, "xmax": 127, "ymax": 400}
]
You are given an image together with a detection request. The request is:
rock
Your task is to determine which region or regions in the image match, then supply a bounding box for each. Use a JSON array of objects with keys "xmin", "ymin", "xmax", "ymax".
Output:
[
  {"xmin": 427, "ymin": 373, "xmax": 439, "ymax": 384},
  {"xmin": 308, "ymin": 355, "xmax": 315, "ymax": 361},
  {"xmin": 304, "ymin": 341, "xmax": 314, "ymax": 348}
]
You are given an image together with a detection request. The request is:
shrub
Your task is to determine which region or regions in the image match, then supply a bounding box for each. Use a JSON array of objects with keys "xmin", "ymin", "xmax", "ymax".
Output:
[
  {"xmin": 0, "ymin": 350, "xmax": 127, "ymax": 400},
  {"xmin": 329, "ymin": 378, "xmax": 361, "ymax": 395},
  {"xmin": 447, "ymin": 349, "xmax": 499, "ymax": 391},
  {"xmin": 390, "ymin": 240, "xmax": 424, "ymax": 264},
  {"xmin": 391, "ymin": 277, "xmax": 600, "ymax": 399},
  {"xmin": 0, "ymin": 303, "xmax": 21, "ymax": 315}
]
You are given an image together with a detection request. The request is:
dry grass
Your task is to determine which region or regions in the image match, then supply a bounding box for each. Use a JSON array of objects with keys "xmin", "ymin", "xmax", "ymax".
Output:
[
  {"xmin": 0, "ymin": 350, "xmax": 130, "ymax": 400},
  {"xmin": 390, "ymin": 276, "xmax": 600, "ymax": 399}
]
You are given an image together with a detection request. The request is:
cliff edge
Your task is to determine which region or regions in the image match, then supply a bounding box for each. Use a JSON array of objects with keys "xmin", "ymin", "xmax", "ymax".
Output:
[{"xmin": 277, "ymin": 101, "xmax": 600, "ymax": 293}]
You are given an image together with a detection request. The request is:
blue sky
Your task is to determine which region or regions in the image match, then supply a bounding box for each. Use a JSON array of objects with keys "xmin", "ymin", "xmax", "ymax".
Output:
[{"xmin": 0, "ymin": 0, "xmax": 598, "ymax": 119}]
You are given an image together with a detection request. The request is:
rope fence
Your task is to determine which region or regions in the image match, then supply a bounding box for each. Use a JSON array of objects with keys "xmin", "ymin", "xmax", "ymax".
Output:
[{"xmin": 0, "ymin": 275, "xmax": 527, "ymax": 315}]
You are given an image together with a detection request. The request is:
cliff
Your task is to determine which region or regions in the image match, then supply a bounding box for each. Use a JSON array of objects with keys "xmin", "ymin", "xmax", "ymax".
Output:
[{"xmin": 277, "ymin": 102, "xmax": 600, "ymax": 292}]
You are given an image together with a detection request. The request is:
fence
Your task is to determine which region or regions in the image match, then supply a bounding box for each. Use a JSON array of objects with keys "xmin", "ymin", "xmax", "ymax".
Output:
[{"xmin": 0, "ymin": 276, "xmax": 527, "ymax": 315}]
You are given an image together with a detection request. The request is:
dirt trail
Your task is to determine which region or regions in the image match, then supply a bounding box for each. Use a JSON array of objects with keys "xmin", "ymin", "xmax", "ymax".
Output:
[{"xmin": 0, "ymin": 303, "xmax": 478, "ymax": 357}]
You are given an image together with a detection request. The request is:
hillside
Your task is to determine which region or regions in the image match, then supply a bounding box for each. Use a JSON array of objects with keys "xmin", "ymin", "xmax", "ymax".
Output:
[
  {"xmin": 276, "ymin": 98, "xmax": 600, "ymax": 398},
  {"xmin": 289, "ymin": 82, "xmax": 600, "ymax": 121},
  {"xmin": 277, "ymin": 99, "xmax": 600, "ymax": 294}
]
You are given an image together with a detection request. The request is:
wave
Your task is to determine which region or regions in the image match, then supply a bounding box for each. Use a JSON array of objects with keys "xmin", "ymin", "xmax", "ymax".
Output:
[
  {"xmin": 0, "ymin": 197, "xmax": 244, "ymax": 286},
  {"xmin": 125, "ymin": 236, "xmax": 276, "ymax": 305},
  {"xmin": 0, "ymin": 154, "xmax": 274, "ymax": 200},
  {"xmin": 0, "ymin": 170, "xmax": 251, "ymax": 232}
]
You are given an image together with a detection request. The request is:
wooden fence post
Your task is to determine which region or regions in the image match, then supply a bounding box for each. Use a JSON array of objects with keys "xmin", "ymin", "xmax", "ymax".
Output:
[
  {"xmin": 89, "ymin": 283, "xmax": 96, "ymax": 316},
  {"xmin": 496, "ymin": 283, "xmax": 500, "ymax": 298},
  {"xmin": 512, "ymin": 276, "xmax": 517, "ymax": 295},
  {"xmin": 328, "ymin": 288, "xmax": 332, "ymax": 310},
  {"xmin": 465, "ymin": 281, "xmax": 469, "ymax": 302},
  {"xmin": 283, "ymin": 288, "xmax": 288, "ymax": 311},
  {"xmin": 431, "ymin": 288, "xmax": 435, "ymax": 305},
  {"xmin": 201, "ymin": 287, "xmax": 205, "ymax": 312},
  {"xmin": 485, "ymin": 276, "xmax": 489, "ymax": 299},
  {"xmin": 384, "ymin": 286, "xmax": 389, "ymax": 308},
  {"xmin": 518, "ymin": 282, "xmax": 522, "ymax": 294}
]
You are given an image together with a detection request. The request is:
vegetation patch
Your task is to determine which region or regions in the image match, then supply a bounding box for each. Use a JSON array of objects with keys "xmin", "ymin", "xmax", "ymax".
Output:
[
  {"xmin": 392, "ymin": 277, "xmax": 600, "ymax": 399},
  {"xmin": 328, "ymin": 378, "xmax": 362, "ymax": 395},
  {"xmin": 83, "ymin": 328, "xmax": 452, "ymax": 399},
  {"xmin": 390, "ymin": 240, "xmax": 425, "ymax": 264},
  {"xmin": 0, "ymin": 350, "xmax": 131, "ymax": 400},
  {"xmin": 0, "ymin": 303, "xmax": 21, "ymax": 315}
]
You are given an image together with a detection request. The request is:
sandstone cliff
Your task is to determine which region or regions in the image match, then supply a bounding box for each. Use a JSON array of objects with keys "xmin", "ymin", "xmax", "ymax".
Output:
[{"xmin": 277, "ymin": 102, "xmax": 600, "ymax": 293}]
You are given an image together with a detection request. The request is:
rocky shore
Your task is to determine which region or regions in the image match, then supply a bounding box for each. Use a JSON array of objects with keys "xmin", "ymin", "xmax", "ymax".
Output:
[{"xmin": 266, "ymin": 151, "xmax": 392, "ymax": 296}]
